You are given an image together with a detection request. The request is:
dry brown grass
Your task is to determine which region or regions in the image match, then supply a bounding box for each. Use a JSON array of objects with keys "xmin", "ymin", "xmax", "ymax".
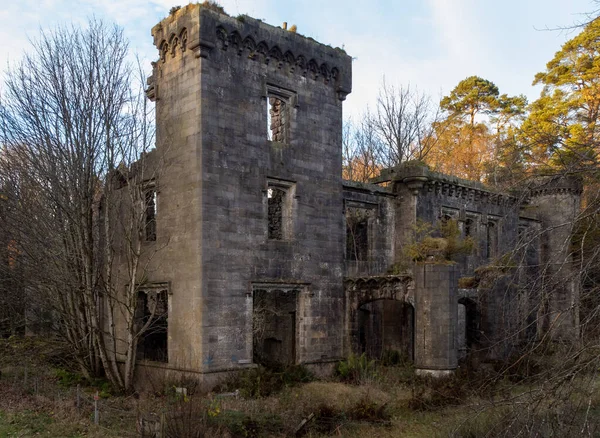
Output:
[{"xmin": 2, "ymin": 337, "xmax": 600, "ymax": 437}]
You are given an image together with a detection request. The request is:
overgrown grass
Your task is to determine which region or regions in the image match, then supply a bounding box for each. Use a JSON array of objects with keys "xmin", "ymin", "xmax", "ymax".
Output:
[
  {"xmin": 215, "ymin": 364, "xmax": 314, "ymax": 398},
  {"xmin": 334, "ymin": 353, "xmax": 379, "ymax": 384},
  {"xmin": 3, "ymin": 336, "xmax": 600, "ymax": 437}
]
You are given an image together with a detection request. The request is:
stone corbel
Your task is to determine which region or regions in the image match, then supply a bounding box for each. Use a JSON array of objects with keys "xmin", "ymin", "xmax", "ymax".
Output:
[
  {"xmin": 337, "ymin": 85, "xmax": 351, "ymax": 101},
  {"xmin": 403, "ymin": 176, "xmax": 428, "ymax": 196},
  {"xmin": 145, "ymin": 73, "xmax": 157, "ymax": 101},
  {"xmin": 191, "ymin": 39, "xmax": 214, "ymax": 59},
  {"xmin": 145, "ymin": 84, "xmax": 157, "ymax": 101}
]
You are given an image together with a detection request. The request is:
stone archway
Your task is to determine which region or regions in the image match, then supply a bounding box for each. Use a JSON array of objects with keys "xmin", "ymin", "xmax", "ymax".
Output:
[{"xmin": 344, "ymin": 275, "xmax": 414, "ymax": 359}]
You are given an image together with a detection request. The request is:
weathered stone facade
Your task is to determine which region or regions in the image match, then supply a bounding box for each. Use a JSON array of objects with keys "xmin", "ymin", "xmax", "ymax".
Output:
[{"xmin": 110, "ymin": 5, "xmax": 583, "ymax": 385}]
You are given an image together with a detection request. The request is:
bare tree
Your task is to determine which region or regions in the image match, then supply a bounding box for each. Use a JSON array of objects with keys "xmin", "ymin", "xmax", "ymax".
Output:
[
  {"xmin": 343, "ymin": 80, "xmax": 441, "ymax": 183},
  {"xmin": 370, "ymin": 81, "xmax": 441, "ymax": 167},
  {"xmin": 342, "ymin": 117, "xmax": 381, "ymax": 183},
  {"xmin": 0, "ymin": 19, "xmax": 163, "ymax": 392}
]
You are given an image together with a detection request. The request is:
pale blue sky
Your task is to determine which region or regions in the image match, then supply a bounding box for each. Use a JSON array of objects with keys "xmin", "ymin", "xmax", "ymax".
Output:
[{"xmin": 0, "ymin": 0, "xmax": 595, "ymax": 118}]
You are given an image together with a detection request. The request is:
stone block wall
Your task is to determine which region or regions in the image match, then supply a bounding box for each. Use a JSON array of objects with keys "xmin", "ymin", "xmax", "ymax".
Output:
[
  {"xmin": 138, "ymin": 4, "xmax": 353, "ymax": 374},
  {"xmin": 413, "ymin": 263, "xmax": 458, "ymax": 374},
  {"xmin": 342, "ymin": 181, "xmax": 396, "ymax": 277},
  {"xmin": 526, "ymin": 176, "xmax": 582, "ymax": 342},
  {"xmin": 107, "ymin": 6, "xmax": 584, "ymax": 385}
]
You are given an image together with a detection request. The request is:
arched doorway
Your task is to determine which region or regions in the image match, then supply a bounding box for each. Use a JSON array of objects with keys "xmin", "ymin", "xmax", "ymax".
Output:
[
  {"xmin": 344, "ymin": 275, "xmax": 414, "ymax": 362},
  {"xmin": 358, "ymin": 300, "xmax": 414, "ymax": 362}
]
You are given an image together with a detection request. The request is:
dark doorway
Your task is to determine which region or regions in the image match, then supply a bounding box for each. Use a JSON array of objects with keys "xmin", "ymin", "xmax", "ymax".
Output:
[
  {"xmin": 458, "ymin": 298, "xmax": 479, "ymax": 360},
  {"xmin": 253, "ymin": 289, "xmax": 297, "ymax": 366},
  {"xmin": 358, "ymin": 300, "xmax": 414, "ymax": 362},
  {"xmin": 135, "ymin": 290, "xmax": 168, "ymax": 363}
]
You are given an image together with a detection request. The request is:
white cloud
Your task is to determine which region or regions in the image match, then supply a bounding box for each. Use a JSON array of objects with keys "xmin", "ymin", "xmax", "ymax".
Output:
[
  {"xmin": 426, "ymin": 0, "xmax": 489, "ymax": 69},
  {"xmin": 0, "ymin": 0, "xmax": 594, "ymax": 119}
]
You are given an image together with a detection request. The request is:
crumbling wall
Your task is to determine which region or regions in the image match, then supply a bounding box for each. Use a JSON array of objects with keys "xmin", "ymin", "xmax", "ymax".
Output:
[
  {"xmin": 342, "ymin": 181, "xmax": 395, "ymax": 277},
  {"xmin": 142, "ymin": 5, "xmax": 353, "ymax": 373}
]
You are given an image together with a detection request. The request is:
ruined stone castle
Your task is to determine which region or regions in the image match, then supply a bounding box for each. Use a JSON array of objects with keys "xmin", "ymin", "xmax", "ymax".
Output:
[{"xmin": 111, "ymin": 4, "xmax": 582, "ymax": 384}]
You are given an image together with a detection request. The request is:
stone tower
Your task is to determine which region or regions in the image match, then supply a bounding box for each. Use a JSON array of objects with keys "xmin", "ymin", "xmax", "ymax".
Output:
[
  {"xmin": 527, "ymin": 176, "xmax": 582, "ymax": 342},
  {"xmin": 142, "ymin": 4, "xmax": 352, "ymax": 379}
]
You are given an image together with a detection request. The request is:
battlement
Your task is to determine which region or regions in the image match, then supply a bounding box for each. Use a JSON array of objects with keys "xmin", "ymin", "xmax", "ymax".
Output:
[
  {"xmin": 375, "ymin": 162, "xmax": 519, "ymax": 205},
  {"xmin": 149, "ymin": 4, "xmax": 352, "ymax": 100},
  {"xmin": 525, "ymin": 174, "xmax": 583, "ymax": 197}
]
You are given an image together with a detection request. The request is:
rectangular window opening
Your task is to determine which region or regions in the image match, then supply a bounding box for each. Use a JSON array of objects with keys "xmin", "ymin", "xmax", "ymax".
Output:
[
  {"xmin": 346, "ymin": 207, "xmax": 371, "ymax": 261},
  {"xmin": 267, "ymin": 179, "xmax": 295, "ymax": 240},
  {"xmin": 266, "ymin": 84, "xmax": 296, "ymax": 144},
  {"xmin": 487, "ymin": 220, "xmax": 499, "ymax": 259},
  {"xmin": 267, "ymin": 96, "xmax": 288, "ymax": 142},
  {"xmin": 135, "ymin": 288, "xmax": 168, "ymax": 363},
  {"xmin": 464, "ymin": 218, "xmax": 473, "ymax": 237},
  {"xmin": 145, "ymin": 189, "xmax": 157, "ymax": 242}
]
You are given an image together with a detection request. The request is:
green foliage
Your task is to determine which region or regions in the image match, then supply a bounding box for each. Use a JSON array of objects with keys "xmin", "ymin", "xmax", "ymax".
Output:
[
  {"xmin": 522, "ymin": 18, "xmax": 600, "ymax": 169},
  {"xmin": 0, "ymin": 411, "xmax": 54, "ymax": 436},
  {"xmin": 163, "ymin": 399, "xmax": 223, "ymax": 438},
  {"xmin": 458, "ymin": 276, "xmax": 479, "ymax": 289},
  {"xmin": 215, "ymin": 364, "xmax": 314, "ymax": 398},
  {"xmin": 474, "ymin": 253, "xmax": 516, "ymax": 289},
  {"xmin": 199, "ymin": 1, "xmax": 227, "ymax": 15},
  {"xmin": 212, "ymin": 410, "xmax": 284, "ymax": 437},
  {"xmin": 312, "ymin": 396, "xmax": 391, "ymax": 434},
  {"xmin": 429, "ymin": 76, "xmax": 527, "ymax": 184},
  {"xmin": 408, "ymin": 374, "xmax": 468, "ymax": 411},
  {"xmin": 405, "ymin": 218, "xmax": 475, "ymax": 263},
  {"xmin": 441, "ymin": 76, "xmax": 501, "ymax": 125},
  {"xmin": 380, "ymin": 349, "xmax": 404, "ymax": 366},
  {"xmin": 164, "ymin": 376, "xmax": 200, "ymax": 398},
  {"xmin": 334, "ymin": 353, "xmax": 378, "ymax": 384},
  {"xmin": 54, "ymin": 368, "xmax": 85, "ymax": 387},
  {"xmin": 53, "ymin": 367, "xmax": 115, "ymax": 397}
]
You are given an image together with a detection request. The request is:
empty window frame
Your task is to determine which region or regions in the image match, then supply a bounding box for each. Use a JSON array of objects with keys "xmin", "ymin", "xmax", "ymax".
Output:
[
  {"xmin": 266, "ymin": 84, "xmax": 296, "ymax": 144},
  {"xmin": 440, "ymin": 207, "xmax": 459, "ymax": 222},
  {"xmin": 464, "ymin": 218, "xmax": 474, "ymax": 237},
  {"xmin": 144, "ymin": 187, "xmax": 157, "ymax": 242},
  {"xmin": 346, "ymin": 206, "xmax": 372, "ymax": 261},
  {"xmin": 439, "ymin": 207, "xmax": 460, "ymax": 237},
  {"xmin": 486, "ymin": 219, "xmax": 499, "ymax": 259},
  {"xmin": 135, "ymin": 286, "xmax": 169, "ymax": 363},
  {"xmin": 464, "ymin": 213, "xmax": 480, "ymax": 238},
  {"xmin": 267, "ymin": 179, "xmax": 295, "ymax": 240}
]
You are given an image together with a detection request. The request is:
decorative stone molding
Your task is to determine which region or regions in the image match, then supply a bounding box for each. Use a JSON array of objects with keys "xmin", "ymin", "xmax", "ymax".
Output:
[
  {"xmin": 158, "ymin": 28, "xmax": 189, "ymax": 62},
  {"xmin": 425, "ymin": 180, "xmax": 517, "ymax": 205},
  {"xmin": 149, "ymin": 5, "xmax": 352, "ymax": 102},
  {"xmin": 344, "ymin": 275, "xmax": 413, "ymax": 307},
  {"xmin": 213, "ymin": 25, "xmax": 343, "ymax": 90},
  {"xmin": 403, "ymin": 176, "xmax": 428, "ymax": 196}
]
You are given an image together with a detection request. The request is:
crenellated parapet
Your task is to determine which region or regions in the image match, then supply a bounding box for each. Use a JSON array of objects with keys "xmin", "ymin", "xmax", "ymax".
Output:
[
  {"xmin": 525, "ymin": 174, "xmax": 583, "ymax": 198},
  {"xmin": 147, "ymin": 4, "xmax": 352, "ymax": 101},
  {"xmin": 374, "ymin": 162, "xmax": 519, "ymax": 206},
  {"xmin": 214, "ymin": 25, "xmax": 343, "ymax": 87},
  {"xmin": 423, "ymin": 180, "xmax": 518, "ymax": 206}
]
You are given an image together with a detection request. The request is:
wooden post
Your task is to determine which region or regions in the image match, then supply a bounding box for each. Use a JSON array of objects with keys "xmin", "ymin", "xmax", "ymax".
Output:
[
  {"xmin": 94, "ymin": 391, "xmax": 99, "ymax": 425},
  {"xmin": 160, "ymin": 412, "xmax": 166, "ymax": 438}
]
